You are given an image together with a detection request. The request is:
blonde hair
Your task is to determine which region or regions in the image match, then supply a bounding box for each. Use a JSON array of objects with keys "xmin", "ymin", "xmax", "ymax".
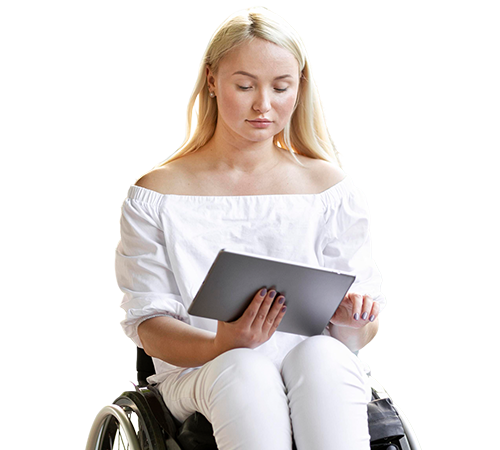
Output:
[{"xmin": 160, "ymin": 7, "xmax": 341, "ymax": 166}]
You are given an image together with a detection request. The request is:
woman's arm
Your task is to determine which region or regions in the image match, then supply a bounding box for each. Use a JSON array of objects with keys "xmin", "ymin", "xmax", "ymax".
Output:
[
  {"xmin": 328, "ymin": 318, "xmax": 379, "ymax": 353},
  {"xmin": 328, "ymin": 292, "xmax": 381, "ymax": 352},
  {"xmin": 139, "ymin": 316, "xmax": 219, "ymax": 368},
  {"xmin": 139, "ymin": 288, "xmax": 287, "ymax": 368}
]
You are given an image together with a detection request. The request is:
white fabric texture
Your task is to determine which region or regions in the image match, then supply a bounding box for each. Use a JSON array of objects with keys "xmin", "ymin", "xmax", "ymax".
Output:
[
  {"xmin": 115, "ymin": 176, "xmax": 385, "ymax": 377},
  {"xmin": 158, "ymin": 336, "xmax": 372, "ymax": 450}
]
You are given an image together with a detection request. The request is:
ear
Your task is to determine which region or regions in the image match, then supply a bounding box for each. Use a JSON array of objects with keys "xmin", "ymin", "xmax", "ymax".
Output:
[{"xmin": 206, "ymin": 65, "xmax": 216, "ymax": 91}]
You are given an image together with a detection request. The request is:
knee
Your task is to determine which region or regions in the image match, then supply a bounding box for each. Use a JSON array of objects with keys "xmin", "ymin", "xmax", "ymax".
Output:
[
  {"xmin": 208, "ymin": 349, "xmax": 283, "ymax": 393},
  {"xmin": 285, "ymin": 335, "xmax": 354, "ymax": 364},
  {"xmin": 282, "ymin": 336, "xmax": 365, "ymax": 382}
]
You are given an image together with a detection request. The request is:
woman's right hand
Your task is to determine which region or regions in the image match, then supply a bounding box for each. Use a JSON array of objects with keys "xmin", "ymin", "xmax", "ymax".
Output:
[{"xmin": 214, "ymin": 288, "xmax": 286, "ymax": 354}]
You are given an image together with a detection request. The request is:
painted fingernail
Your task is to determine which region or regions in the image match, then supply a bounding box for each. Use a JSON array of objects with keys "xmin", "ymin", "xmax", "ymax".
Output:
[
  {"xmin": 361, "ymin": 312, "xmax": 368, "ymax": 320},
  {"xmin": 281, "ymin": 306, "xmax": 287, "ymax": 313},
  {"xmin": 278, "ymin": 296, "xmax": 285, "ymax": 304},
  {"xmin": 259, "ymin": 288, "xmax": 267, "ymax": 297},
  {"xmin": 269, "ymin": 290, "xmax": 276, "ymax": 298},
  {"xmin": 353, "ymin": 313, "xmax": 360, "ymax": 321},
  {"xmin": 369, "ymin": 315, "xmax": 375, "ymax": 322}
]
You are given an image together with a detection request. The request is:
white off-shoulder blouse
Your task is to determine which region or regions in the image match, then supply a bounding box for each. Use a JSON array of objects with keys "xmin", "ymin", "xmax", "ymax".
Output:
[{"xmin": 116, "ymin": 176, "xmax": 386, "ymax": 376}]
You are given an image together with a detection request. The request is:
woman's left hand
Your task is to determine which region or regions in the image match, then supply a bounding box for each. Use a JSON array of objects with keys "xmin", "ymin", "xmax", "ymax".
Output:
[{"xmin": 330, "ymin": 292, "xmax": 380, "ymax": 329}]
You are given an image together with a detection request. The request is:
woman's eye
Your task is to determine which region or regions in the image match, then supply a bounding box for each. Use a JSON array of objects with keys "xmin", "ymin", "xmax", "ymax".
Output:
[{"xmin": 237, "ymin": 85, "xmax": 288, "ymax": 92}]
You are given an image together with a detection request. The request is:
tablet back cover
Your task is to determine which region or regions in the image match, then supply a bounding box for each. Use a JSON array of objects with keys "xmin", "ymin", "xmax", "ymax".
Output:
[{"xmin": 188, "ymin": 250, "xmax": 355, "ymax": 336}]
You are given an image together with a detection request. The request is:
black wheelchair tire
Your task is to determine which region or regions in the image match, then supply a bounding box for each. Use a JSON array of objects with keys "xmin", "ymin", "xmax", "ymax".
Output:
[{"xmin": 112, "ymin": 391, "xmax": 168, "ymax": 450}]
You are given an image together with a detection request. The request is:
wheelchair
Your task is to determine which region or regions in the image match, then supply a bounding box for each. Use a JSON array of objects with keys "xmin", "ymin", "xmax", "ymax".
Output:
[{"xmin": 86, "ymin": 347, "xmax": 421, "ymax": 450}]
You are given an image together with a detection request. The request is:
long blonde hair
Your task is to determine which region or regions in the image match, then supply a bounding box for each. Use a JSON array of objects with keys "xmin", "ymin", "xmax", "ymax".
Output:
[{"xmin": 160, "ymin": 7, "xmax": 341, "ymax": 166}]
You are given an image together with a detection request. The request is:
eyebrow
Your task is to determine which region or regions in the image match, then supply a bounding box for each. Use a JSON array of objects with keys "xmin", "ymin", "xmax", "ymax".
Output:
[{"xmin": 232, "ymin": 71, "xmax": 293, "ymax": 80}]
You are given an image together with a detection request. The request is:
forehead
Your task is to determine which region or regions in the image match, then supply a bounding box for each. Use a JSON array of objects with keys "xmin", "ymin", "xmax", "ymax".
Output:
[{"xmin": 218, "ymin": 38, "xmax": 300, "ymax": 78}]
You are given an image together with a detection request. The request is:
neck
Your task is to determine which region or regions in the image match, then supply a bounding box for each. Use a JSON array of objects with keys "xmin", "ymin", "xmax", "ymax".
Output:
[{"xmin": 204, "ymin": 126, "xmax": 281, "ymax": 175}]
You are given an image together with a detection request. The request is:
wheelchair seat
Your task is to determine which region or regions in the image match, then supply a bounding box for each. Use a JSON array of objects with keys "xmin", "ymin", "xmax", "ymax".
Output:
[{"xmin": 86, "ymin": 347, "xmax": 421, "ymax": 450}]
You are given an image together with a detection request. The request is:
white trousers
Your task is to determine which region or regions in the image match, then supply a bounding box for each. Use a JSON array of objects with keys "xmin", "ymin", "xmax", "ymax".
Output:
[{"xmin": 157, "ymin": 336, "xmax": 372, "ymax": 450}]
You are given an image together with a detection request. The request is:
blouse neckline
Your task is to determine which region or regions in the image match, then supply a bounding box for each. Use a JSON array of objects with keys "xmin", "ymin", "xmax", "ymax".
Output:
[{"xmin": 129, "ymin": 176, "xmax": 350, "ymax": 200}]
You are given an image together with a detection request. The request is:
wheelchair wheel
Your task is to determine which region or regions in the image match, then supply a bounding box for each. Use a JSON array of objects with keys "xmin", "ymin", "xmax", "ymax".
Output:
[{"xmin": 86, "ymin": 391, "xmax": 167, "ymax": 450}]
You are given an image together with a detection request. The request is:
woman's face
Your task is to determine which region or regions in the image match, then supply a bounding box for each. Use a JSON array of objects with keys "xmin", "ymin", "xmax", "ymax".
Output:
[{"xmin": 207, "ymin": 38, "xmax": 301, "ymax": 146}]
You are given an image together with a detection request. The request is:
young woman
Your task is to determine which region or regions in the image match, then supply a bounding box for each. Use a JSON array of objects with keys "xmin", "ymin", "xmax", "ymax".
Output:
[{"xmin": 116, "ymin": 7, "xmax": 385, "ymax": 450}]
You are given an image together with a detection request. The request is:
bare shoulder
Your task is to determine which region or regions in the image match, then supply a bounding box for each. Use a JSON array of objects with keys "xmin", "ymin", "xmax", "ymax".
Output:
[
  {"xmin": 303, "ymin": 156, "xmax": 346, "ymax": 188},
  {"xmin": 288, "ymin": 153, "xmax": 346, "ymax": 193},
  {"xmin": 135, "ymin": 157, "xmax": 195, "ymax": 195}
]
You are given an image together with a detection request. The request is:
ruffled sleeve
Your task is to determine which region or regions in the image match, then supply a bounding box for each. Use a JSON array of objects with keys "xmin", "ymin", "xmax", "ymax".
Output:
[
  {"xmin": 115, "ymin": 186, "xmax": 189, "ymax": 347},
  {"xmin": 322, "ymin": 179, "xmax": 386, "ymax": 309}
]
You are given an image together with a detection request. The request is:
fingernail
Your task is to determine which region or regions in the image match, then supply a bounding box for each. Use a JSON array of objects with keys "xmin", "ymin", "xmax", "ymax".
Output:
[
  {"xmin": 361, "ymin": 312, "xmax": 368, "ymax": 320},
  {"xmin": 281, "ymin": 306, "xmax": 287, "ymax": 313},
  {"xmin": 260, "ymin": 288, "xmax": 267, "ymax": 297},
  {"xmin": 369, "ymin": 315, "xmax": 375, "ymax": 322},
  {"xmin": 269, "ymin": 290, "xmax": 276, "ymax": 298},
  {"xmin": 353, "ymin": 313, "xmax": 360, "ymax": 321},
  {"xmin": 278, "ymin": 296, "xmax": 285, "ymax": 304}
]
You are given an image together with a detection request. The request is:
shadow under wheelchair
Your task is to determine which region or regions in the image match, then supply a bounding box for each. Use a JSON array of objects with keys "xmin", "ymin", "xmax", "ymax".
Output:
[{"xmin": 86, "ymin": 348, "xmax": 421, "ymax": 450}]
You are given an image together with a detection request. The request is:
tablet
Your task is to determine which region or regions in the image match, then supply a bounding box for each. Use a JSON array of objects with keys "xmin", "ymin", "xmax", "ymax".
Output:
[{"xmin": 187, "ymin": 249, "xmax": 356, "ymax": 336}]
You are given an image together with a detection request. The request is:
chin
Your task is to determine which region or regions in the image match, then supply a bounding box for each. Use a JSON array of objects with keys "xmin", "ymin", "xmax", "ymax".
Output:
[
  {"xmin": 242, "ymin": 126, "xmax": 284, "ymax": 142},
  {"xmin": 244, "ymin": 133, "xmax": 277, "ymax": 144}
]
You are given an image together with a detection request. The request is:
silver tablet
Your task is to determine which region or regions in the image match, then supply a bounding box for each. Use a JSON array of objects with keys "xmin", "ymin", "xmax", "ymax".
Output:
[{"xmin": 188, "ymin": 249, "xmax": 355, "ymax": 336}]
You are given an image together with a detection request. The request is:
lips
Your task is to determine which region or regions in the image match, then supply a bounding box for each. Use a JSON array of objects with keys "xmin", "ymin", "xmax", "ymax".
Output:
[
  {"xmin": 247, "ymin": 119, "xmax": 273, "ymax": 129},
  {"xmin": 247, "ymin": 118, "xmax": 272, "ymax": 123}
]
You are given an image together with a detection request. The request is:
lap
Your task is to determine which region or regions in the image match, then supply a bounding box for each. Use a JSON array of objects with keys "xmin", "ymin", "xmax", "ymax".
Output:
[
  {"xmin": 156, "ymin": 337, "xmax": 371, "ymax": 450},
  {"xmin": 157, "ymin": 336, "xmax": 370, "ymax": 421}
]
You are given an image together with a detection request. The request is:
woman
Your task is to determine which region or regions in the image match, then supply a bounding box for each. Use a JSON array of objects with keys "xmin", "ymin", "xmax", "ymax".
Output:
[{"xmin": 116, "ymin": 7, "xmax": 385, "ymax": 450}]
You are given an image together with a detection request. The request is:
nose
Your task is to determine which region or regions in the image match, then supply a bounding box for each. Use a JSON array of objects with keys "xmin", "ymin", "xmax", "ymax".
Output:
[{"xmin": 252, "ymin": 89, "xmax": 271, "ymax": 114}]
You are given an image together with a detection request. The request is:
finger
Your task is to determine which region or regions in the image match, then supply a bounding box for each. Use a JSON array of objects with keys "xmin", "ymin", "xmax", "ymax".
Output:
[
  {"xmin": 262, "ymin": 294, "xmax": 286, "ymax": 331},
  {"xmin": 368, "ymin": 300, "xmax": 380, "ymax": 322},
  {"xmin": 238, "ymin": 288, "xmax": 268, "ymax": 326},
  {"xmin": 253, "ymin": 289, "xmax": 277, "ymax": 326},
  {"xmin": 350, "ymin": 293, "xmax": 364, "ymax": 321},
  {"xmin": 267, "ymin": 299, "xmax": 287, "ymax": 338},
  {"xmin": 360, "ymin": 295, "xmax": 374, "ymax": 321}
]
